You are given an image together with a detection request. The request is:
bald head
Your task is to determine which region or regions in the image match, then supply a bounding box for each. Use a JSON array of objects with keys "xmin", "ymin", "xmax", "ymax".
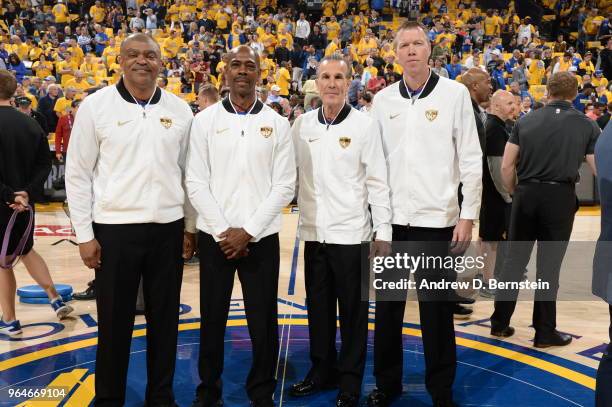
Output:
[
  {"xmin": 461, "ymin": 68, "xmax": 489, "ymax": 88},
  {"xmin": 490, "ymin": 90, "xmax": 515, "ymax": 121},
  {"xmin": 462, "ymin": 68, "xmax": 492, "ymax": 105}
]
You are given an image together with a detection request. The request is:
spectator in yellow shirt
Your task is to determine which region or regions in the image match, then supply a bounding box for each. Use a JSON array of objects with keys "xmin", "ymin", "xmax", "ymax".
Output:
[
  {"xmin": 89, "ymin": 0, "xmax": 106, "ymax": 24},
  {"xmin": 54, "ymin": 87, "xmax": 77, "ymax": 118},
  {"xmin": 579, "ymin": 52, "xmax": 595, "ymax": 75},
  {"xmin": 593, "ymin": 70, "xmax": 609, "ymax": 89},
  {"xmin": 275, "ymin": 61, "xmax": 291, "ymax": 96},
  {"xmin": 9, "ymin": 36, "xmax": 29, "ymax": 62},
  {"xmin": 101, "ymin": 38, "xmax": 119, "ymax": 67},
  {"xmin": 484, "ymin": 9, "xmax": 500, "ymax": 37},
  {"xmin": 52, "ymin": 0, "xmax": 69, "ymax": 27},
  {"xmin": 167, "ymin": 0, "xmax": 181, "ymax": 23},
  {"xmin": 163, "ymin": 30, "xmax": 183, "ymax": 59},
  {"xmin": 215, "ymin": 9, "xmax": 231, "ymax": 34},
  {"xmin": 322, "ymin": 0, "xmax": 334, "ymax": 17},
  {"xmin": 68, "ymin": 38, "xmax": 85, "ymax": 66},
  {"xmin": 583, "ymin": 8, "xmax": 604, "ymax": 40},
  {"xmin": 324, "ymin": 38, "xmax": 341, "ymax": 57},
  {"xmin": 65, "ymin": 71, "xmax": 92, "ymax": 92},
  {"xmin": 32, "ymin": 54, "xmax": 54, "ymax": 79},
  {"xmin": 57, "ymin": 53, "xmax": 80, "ymax": 86},
  {"xmin": 326, "ymin": 16, "xmax": 341, "ymax": 41},
  {"xmin": 277, "ymin": 26, "xmax": 293, "ymax": 50}
]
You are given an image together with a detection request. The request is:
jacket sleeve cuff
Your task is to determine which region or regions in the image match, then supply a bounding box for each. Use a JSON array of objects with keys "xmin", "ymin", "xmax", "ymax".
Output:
[
  {"xmin": 242, "ymin": 220, "xmax": 261, "ymax": 241},
  {"xmin": 459, "ymin": 207, "xmax": 480, "ymax": 221},
  {"xmin": 374, "ymin": 224, "xmax": 393, "ymax": 242},
  {"xmin": 74, "ymin": 225, "xmax": 95, "ymax": 244}
]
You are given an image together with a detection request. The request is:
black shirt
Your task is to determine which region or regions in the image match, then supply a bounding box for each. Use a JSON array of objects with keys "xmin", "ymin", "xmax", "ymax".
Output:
[
  {"xmin": 509, "ymin": 100, "xmax": 600, "ymax": 183},
  {"xmin": 483, "ymin": 114, "xmax": 510, "ymax": 201},
  {"xmin": 0, "ymin": 106, "xmax": 51, "ymax": 220}
]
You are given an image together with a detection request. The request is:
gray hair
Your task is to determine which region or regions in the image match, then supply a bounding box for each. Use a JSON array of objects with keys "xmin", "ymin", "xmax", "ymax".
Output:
[{"xmin": 317, "ymin": 54, "xmax": 352, "ymax": 79}]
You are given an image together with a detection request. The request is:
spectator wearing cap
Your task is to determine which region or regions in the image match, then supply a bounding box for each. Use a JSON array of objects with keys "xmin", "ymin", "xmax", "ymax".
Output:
[
  {"xmin": 593, "ymin": 70, "xmax": 609, "ymax": 89},
  {"xmin": 15, "ymin": 96, "xmax": 48, "ymax": 134}
]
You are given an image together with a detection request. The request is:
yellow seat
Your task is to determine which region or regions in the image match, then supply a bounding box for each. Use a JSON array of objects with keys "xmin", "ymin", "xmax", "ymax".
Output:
[
  {"xmin": 502, "ymin": 53, "xmax": 512, "ymax": 62},
  {"xmin": 587, "ymin": 41, "xmax": 603, "ymax": 49}
]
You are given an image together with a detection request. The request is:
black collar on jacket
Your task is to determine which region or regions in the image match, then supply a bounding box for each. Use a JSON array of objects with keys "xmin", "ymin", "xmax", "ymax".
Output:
[
  {"xmin": 221, "ymin": 96, "xmax": 264, "ymax": 114},
  {"xmin": 399, "ymin": 69, "xmax": 440, "ymax": 100},
  {"xmin": 117, "ymin": 77, "xmax": 162, "ymax": 104},
  {"xmin": 317, "ymin": 103, "xmax": 352, "ymax": 125}
]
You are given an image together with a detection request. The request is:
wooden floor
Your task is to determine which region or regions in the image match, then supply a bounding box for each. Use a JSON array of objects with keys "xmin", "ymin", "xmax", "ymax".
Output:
[
  {"xmin": 0, "ymin": 206, "xmax": 608, "ymax": 406},
  {"xmin": 0, "ymin": 206, "xmax": 607, "ymax": 369}
]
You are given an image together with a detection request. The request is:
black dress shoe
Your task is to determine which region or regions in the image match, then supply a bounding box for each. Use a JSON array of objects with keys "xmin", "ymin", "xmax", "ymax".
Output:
[
  {"xmin": 453, "ymin": 304, "xmax": 473, "ymax": 319},
  {"xmin": 456, "ymin": 295, "xmax": 476, "ymax": 305},
  {"xmin": 366, "ymin": 388, "xmax": 400, "ymax": 407},
  {"xmin": 433, "ymin": 395, "xmax": 457, "ymax": 407},
  {"xmin": 289, "ymin": 379, "xmax": 336, "ymax": 397},
  {"xmin": 250, "ymin": 397, "xmax": 274, "ymax": 407},
  {"xmin": 534, "ymin": 331, "xmax": 572, "ymax": 348},
  {"xmin": 73, "ymin": 280, "xmax": 96, "ymax": 301},
  {"xmin": 490, "ymin": 326, "xmax": 515, "ymax": 338},
  {"xmin": 336, "ymin": 392, "xmax": 359, "ymax": 407}
]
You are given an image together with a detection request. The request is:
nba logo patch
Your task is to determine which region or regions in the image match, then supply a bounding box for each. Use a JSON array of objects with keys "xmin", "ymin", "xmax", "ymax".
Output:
[
  {"xmin": 425, "ymin": 110, "xmax": 438, "ymax": 122},
  {"xmin": 260, "ymin": 126, "xmax": 273, "ymax": 138}
]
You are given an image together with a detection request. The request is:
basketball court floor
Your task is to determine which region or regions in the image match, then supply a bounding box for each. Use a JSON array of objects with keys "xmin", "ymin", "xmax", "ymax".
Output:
[{"xmin": 0, "ymin": 205, "xmax": 608, "ymax": 406}]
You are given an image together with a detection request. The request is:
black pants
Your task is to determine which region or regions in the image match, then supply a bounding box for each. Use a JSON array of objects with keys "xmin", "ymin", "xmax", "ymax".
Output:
[
  {"xmin": 303, "ymin": 242, "xmax": 368, "ymax": 394},
  {"xmin": 93, "ymin": 219, "xmax": 185, "ymax": 407},
  {"xmin": 373, "ymin": 225, "xmax": 456, "ymax": 399},
  {"xmin": 596, "ymin": 305, "xmax": 612, "ymax": 407},
  {"xmin": 197, "ymin": 232, "xmax": 280, "ymax": 402},
  {"xmin": 491, "ymin": 183, "xmax": 577, "ymax": 337}
]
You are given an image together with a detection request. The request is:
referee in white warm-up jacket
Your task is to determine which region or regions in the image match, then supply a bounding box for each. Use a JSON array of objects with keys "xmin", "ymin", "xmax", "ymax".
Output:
[
  {"xmin": 369, "ymin": 22, "xmax": 482, "ymax": 407},
  {"xmin": 288, "ymin": 55, "xmax": 392, "ymax": 407},
  {"xmin": 186, "ymin": 45, "xmax": 296, "ymax": 407},
  {"xmin": 65, "ymin": 34, "xmax": 197, "ymax": 407}
]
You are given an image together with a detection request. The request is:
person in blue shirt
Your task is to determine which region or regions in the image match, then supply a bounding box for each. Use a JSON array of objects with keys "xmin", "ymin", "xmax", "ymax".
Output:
[
  {"xmin": 7, "ymin": 54, "xmax": 26, "ymax": 83},
  {"xmin": 573, "ymin": 84, "xmax": 595, "ymax": 112},
  {"xmin": 446, "ymin": 54, "xmax": 462, "ymax": 80},
  {"xmin": 491, "ymin": 61, "xmax": 506, "ymax": 90},
  {"xmin": 505, "ymin": 49, "xmax": 521, "ymax": 74},
  {"xmin": 93, "ymin": 24, "xmax": 109, "ymax": 57},
  {"xmin": 594, "ymin": 121, "xmax": 612, "ymax": 407}
]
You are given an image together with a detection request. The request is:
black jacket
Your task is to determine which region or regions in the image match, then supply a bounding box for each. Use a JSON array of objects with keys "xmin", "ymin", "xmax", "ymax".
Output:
[
  {"xmin": 0, "ymin": 106, "xmax": 51, "ymax": 218},
  {"xmin": 471, "ymin": 98, "xmax": 486, "ymax": 153}
]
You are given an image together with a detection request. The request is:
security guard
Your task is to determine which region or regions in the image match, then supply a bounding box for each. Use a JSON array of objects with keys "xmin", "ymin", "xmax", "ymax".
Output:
[
  {"xmin": 370, "ymin": 21, "xmax": 482, "ymax": 407},
  {"xmin": 289, "ymin": 54, "xmax": 392, "ymax": 407},
  {"xmin": 66, "ymin": 34, "xmax": 196, "ymax": 406},
  {"xmin": 490, "ymin": 72, "xmax": 600, "ymax": 347},
  {"xmin": 478, "ymin": 90, "xmax": 515, "ymax": 296},
  {"xmin": 186, "ymin": 45, "xmax": 296, "ymax": 407}
]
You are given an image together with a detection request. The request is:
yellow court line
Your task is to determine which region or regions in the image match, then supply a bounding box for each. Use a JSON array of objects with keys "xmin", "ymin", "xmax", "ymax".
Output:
[{"xmin": 0, "ymin": 320, "xmax": 596, "ymax": 392}]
